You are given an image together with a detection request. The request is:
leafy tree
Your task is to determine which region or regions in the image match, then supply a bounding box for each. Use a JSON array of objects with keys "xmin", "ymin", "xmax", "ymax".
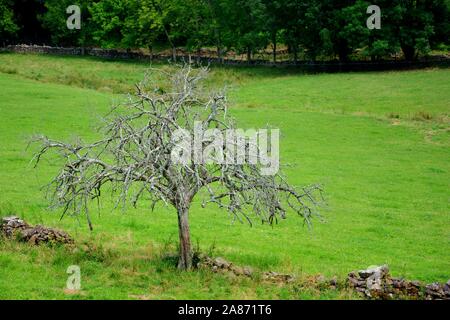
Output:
[
  {"xmin": 225, "ymin": 0, "xmax": 269, "ymax": 62},
  {"xmin": 262, "ymin": 0, "xmax": 283, "ymax": 62},
  {"xmin": 144, "ymin": 0, "xmax": 212, "ymax": 61},
  {"xmin": 204, "ymin": 0, "xmax": 238, "ymax": 61},
  {"xmin": 148, "ymin": 0, "xmax": 179, "ymax": 60},
  {"xmin": 40, "ymin": 0, "xmax": 93, "ymax": 47},
  {"xmin": 392, "ymin": 0, "xmax": 437, "ymax": 60},
  {"xmin": 430, "ymin": 0, "xmax": 450, "ymax": 48},
  {"xmin": 281, "ymin": 0, "xmax": 335, "ymax": 62},
  {"xmin": 362, "ymin": 1, "xmax": 401, "ymax": 60},
  {"xmin": 0, "ymin": 0, "xmax": 19, "ymax": 45},
  {"xmin": 297, "ymin": 0, "xmax": 336, "ymax": 61},
  {"xmin": 8, "ymin": 0, "xmax": 50, "ymax": 45},
  {"xmin": 133, "ymin": 0, "xmax": 165, "ymax": 58},
  {"xmin": 336, "ymin": 0, "xmax": 370, "ymax": 61},
  {"xmin": 319, "ymin": 28, "xmax": 335, "ymax": 59},
  {"xmin": 281, "ymin": 0, "xmax": 302, "ymax": 62},
  {"xmin": 89, "ymin": 0, "xmax": 138, "ymax": 49}
]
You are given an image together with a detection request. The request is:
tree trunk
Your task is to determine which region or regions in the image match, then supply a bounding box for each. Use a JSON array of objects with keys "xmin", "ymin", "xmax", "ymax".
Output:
[
  {"xmin": 272, "ymin": 32, "xmax": 277, "ymax": 63},
  {"xmin": 80, "ymin": 32, "xmax": 86, "ymax": 56},
  {"xmin": 293, "ymin": 46, "xmax": 298, "ymax": 64},
  {"xmin": 148, "ymin": 45, "xmax": 153, "ymax": 62},
  {"xmin": 172, "ymin": 46, "xmax": 177, "ymax": 62},
  {"xmin": 247, "ymin": 47, "xmax": 252, "ymax": 64},
  {"xmin": 401, "ymin": 43, "xmax": 416, "ymax": 61},
  {"xmin": 217, "ymin": 46, "xmax": 224, "ymax": 64},
  {"xmin": 177, "ymin": 206, "xmax": 192, "ymax": 270},
  {"xmin": 337, "ymin": 41, "xmax": 349, "ymax": 62}
]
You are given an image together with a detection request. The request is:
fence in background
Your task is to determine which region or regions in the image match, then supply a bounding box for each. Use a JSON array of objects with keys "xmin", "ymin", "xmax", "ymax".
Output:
[{"xmin": 3, "ymin": 44, "xmax": 450, "ymax": 72}]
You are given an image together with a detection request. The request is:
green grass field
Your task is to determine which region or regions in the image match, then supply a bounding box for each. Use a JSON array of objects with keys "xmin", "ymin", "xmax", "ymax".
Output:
[{"xmin": 0, "ymin": 53, "xmax": 449, "ymax": 299}]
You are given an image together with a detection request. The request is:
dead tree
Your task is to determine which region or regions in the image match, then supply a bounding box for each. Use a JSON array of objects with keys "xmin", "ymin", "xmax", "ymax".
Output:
[{"xmin": 31, "ymin": 65, "xmax": 323, "ymax": 270}]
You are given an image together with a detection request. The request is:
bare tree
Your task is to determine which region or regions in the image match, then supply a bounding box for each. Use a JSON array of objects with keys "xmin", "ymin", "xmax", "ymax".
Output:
[{"xmin": 31, "ymin": 65, "xmax": 323, "ymax": 270}]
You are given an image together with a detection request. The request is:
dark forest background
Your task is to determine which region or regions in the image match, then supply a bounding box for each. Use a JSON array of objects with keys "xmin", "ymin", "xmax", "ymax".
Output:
[{"xmin": 1, "ymin": 0, "xmax": 449, "ymax": 62}]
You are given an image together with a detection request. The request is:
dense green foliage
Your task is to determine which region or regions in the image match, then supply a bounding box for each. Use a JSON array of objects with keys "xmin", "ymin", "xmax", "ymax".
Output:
[
  {"xmin": 2, "ymin": 0, "xmax": 450, "ymax": 61},
  {"xmin": 0, "ymin": 0, "xmax": 19, "ymax": 44}
]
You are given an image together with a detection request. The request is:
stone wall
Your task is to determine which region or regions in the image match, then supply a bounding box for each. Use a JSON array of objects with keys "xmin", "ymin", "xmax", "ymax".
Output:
[
  {"xmin": 1, "ymin": 216, "xmax": 73, "ymax": 245},
  {"xmin": 3, "ymin": 44, "xmax": 450, "ymax": 71},
  {"xmin": 348, "ymin": 265, "xmax": 450, "ymax": 300}
]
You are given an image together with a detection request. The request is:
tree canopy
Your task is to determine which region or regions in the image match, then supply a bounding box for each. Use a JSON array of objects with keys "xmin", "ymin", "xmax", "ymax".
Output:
[{"xmin": 4, "ymin": 1, "xmax": 450, "ymax": 61}]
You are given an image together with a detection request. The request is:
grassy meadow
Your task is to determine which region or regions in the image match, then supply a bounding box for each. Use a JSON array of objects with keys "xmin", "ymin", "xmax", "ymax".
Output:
[{"xmin": 0, "ymin": 52, "xmax": 449, "ymax": 299}]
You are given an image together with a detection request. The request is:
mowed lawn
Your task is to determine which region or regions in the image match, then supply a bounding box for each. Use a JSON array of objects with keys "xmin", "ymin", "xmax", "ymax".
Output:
[{"xmin": 0, "ymin": 53, "xmax": 449, "ymax": 299}]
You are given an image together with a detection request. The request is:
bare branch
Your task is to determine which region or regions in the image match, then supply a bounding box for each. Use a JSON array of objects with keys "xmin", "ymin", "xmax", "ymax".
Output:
[{"xmin": 31, "ymin": 64, "xmax": 323, "ymax": 234}]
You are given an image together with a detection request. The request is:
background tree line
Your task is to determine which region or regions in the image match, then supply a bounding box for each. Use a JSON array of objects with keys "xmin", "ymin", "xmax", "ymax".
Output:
[{"xmin": 1, "ymin": 0, "xmax": 449, "ymax": 62}]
